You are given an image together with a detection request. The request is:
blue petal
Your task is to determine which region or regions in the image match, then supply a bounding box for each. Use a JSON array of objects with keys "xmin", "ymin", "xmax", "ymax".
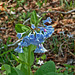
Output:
[
  {"xmin": 14, "ymin": 46, "xmax": 23, "ymax": 53},
  {"xmin": 42, "ymin": 17, "xmax": 52, "ymax": 25},
  {"xmin": 47, "ymin": 17, "xmax": 52, "ymax": 23},
  {"xmin": 29, "ymin": 34, "xmax": 35, "ymax": 39},
  {"xmin": 17, "ymin": 32, "xmax": 26, "ymax": 39},
  {"xmin": 31, "ymin": 24, "xmax": 35, "ymax": 29},
  {"xmin": 34, "ymin": 44, "xmax": 47, "ymax": 53},
  {"xmin": 17, "ymin": 33, "xmax": 22, "ymax": 39}
]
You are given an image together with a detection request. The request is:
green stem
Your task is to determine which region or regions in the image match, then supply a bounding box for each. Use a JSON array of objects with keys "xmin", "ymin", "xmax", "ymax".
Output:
[
  {"xmin": 60, "ymin": 0, "xmax": 63, "ymax": 6},
  {"xmin": 28, "ymin": 45, "xmax": 31, "ymax": 75},
  {"xmin": 74, "ymin": 40, "xmax": 75, "ymax": 53}
]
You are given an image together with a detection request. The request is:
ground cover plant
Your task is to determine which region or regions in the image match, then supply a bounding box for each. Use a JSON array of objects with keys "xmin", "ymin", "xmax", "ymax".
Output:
[{"xmin": 0, "ymin": 0, "xmax": 75, "ymax": 75}]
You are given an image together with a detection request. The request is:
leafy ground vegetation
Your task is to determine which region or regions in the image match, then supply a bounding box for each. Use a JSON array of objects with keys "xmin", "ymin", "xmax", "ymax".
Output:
[{"xmin": 0, "ymin": 0, "xmax": 75, "ymax": 75}]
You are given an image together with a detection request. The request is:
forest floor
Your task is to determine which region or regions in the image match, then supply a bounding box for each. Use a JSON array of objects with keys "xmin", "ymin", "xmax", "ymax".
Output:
[{"xmin": 0, "ymin": 0, "xmax": 75, "ymax": 75}]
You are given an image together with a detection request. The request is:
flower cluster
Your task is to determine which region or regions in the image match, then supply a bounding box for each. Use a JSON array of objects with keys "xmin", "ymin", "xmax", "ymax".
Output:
[{"xmin": 15, "ymin": 17, "xmax": 54, "ymax": 53}]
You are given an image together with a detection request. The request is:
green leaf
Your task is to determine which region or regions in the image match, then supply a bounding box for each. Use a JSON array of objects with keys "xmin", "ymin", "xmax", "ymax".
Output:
[
  {"xmin": 16, "ymin": 64, "xmax": 22, "ymax": 70},
  {"xmin": 36, "ymin": 57, "xmax": 40, "ymax": 62},
  {"xmin": 33, "ymin": 65, "xmax": 39, "ymax": 69},
  {"xmin": 44, "ymin": 72, "xmax": 58, "ymax": 75},
  {"xmin": 34, "ymin": 61, "xmax": 56, "ymax": 75},
  {"xmin": 63, "ymin": 64, "xmax": 75, "ymax": 68},
  {"xmin": 16, "ymin": 64, "xmax": 28, "ymax": 75},
  {"xmin": 10, "ymin": 67, "xmax": 25, "ymax": 75},
  {"xmin": 30, "ymin": 44, "xmax": 36, "ymax": 52},
  {"xmin": 2, "ymin": 64, "xmax": 25, "ymax": 75},
  {"xmin": 15, "ymin": 24, "xmax": 31, "ymax": 33},
  {"xmin": 58, "ymin": 73, "xmax": 63, "ymax": 75},
  {"xmin": 64, "ymin": 0, "xmax": 69, "ymax": 6},
  {"xmin": 20, "ymin": 64, "xmax": 28, "ymax": 75},
  {"xmin": 9, "ymin": 67, "xmax": 18, "ymax": 75},
  {"xmin": 41, "ymin": 54, "xmax": 46, "ymax": 60},
  {"xmin": 30, "ymin": 10, "xmax": 38, "ymax": 27},
  {"xmin": 11, "ymin": 54, "xmax": 29, "ymax": 66},
  {"xmin": 19, "ymin": 44, "xmax": 36, "ymax": 66},
  {"xmin": 1, "ymin": 64, "xmax": 11, "ymax": 75},
  {"xmin": 18, "ymin": 44, "xmax": 36, "ymax": 74}
]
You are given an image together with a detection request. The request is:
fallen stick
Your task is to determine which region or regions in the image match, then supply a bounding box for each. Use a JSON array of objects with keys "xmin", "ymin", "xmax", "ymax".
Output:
[{"xmin": 40, "ymin": 9, "xmax": 75, "ymax": 15}]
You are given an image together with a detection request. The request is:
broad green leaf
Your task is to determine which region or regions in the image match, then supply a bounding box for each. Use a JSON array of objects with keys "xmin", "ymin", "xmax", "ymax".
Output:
[
  {"xmin": 15, "ymin": 24, "xmax": 31, "ymax": 33},
  {"xmin": 29, "ymin": 44, "xmax": 36, "ymax": 52},
  {"xmin": 11, "ymin": 54, "xmax": 28, "ymax": 66},
  {"xmin": 16, "ymin": 64, "xmax": 28, "ymax": 75},
  {"xmin": 9, "ymin": 67, "xmax": 18, "ymax": 75},
  {"xmin": 13, "ymin": 67, "xmax": 25, "ymax": 75},
  {"xmin": 34, "ymin": 61, "xmax": 56, "ymax": 75},
  {"xmin": 30, "ymin": 10, "xmax": 38, "ymax": 27},
  {"xmin": 18, "ymin": 45, "xmax": 36, "ymax": 74},
  {"xmin": 19, "ymin": 47, "xmax": 28, "ymax": 64},
  {"xmin": 58, "ymin": 73, "xmax": 63, "ymax": 75},
  {"xmin": 30, "ymin": 52, "xmax": 34, "ymax": 65},
  {"xmin": 2, "ymin": 64, "xmax": 25, "ymax": 75},
  {"xmin": 44, "ymin": 72, "xmax": 58, "ymax": 75},
  {"xmin": 21, "ymin": 64, "xmax": 28, "ymax": 75},
  {"xmin": 16, "ymin": 64, "xmax": 22, "ymax": 70},
  {"xmin": 1, "ymin": 64, "xmax": 11, "ymax": 75},
  {"xmin": 9, "ymin": 67, "xmax": 25, "ymax": 75},
  {"xmin": 19, "ymin": 44, "xmax": 36, "ymax": 65}
]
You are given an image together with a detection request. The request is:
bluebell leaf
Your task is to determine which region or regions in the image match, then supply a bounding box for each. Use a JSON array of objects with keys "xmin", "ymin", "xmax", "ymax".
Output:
[{"xmin": 31, "ymin": 24, "xmax": 35, "ymax": 29}]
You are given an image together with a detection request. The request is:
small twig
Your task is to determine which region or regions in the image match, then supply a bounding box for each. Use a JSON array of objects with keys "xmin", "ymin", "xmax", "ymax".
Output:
[
  {"xmin": 67, "ymin": 49, "xmax": 75, "ymax": 58},
  {"xmin": 40, "ymin": 9, "xmax": 75, "ymax": 15},
  {"xmin": 23, "ymin": 18, "xmax": 30, "ymax": 25},
  {"xmin": 7, "ymin": 0, "xmax": 12, "ymax": 4},
  {"xmin": 62, "ymin": 23, "xmax": 75, "ymax": 29},
  {"xmin": 59, "ymin": 40, "xmax": 67, "ymax": 56},
  {"xmin": 66, "ymin": 39, "xmax": 75, "ymax": 58},
  {"xmin": 0, "ymin": 37, "xmax": 23, "ymax": 50}
]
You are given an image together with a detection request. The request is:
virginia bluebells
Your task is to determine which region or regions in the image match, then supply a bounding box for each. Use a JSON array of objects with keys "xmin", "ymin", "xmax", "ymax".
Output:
[
  {"xmin": 17, "ymin": 32, "xmax": 25, "ymax": 39},
  {"xmin": 15, "ymin": 17, "xmax": 54, "ymax": 53},
  {"xmin": 34, "ymin": 44, "xmax": 47, "ymax": 53},
  {"xmin": 31, "ymin": 24, "xmax": 35, "ymax": 29},
  {"xmin": 43, "ymin": 17, "xmax": 52, "ymax": 26},
  {"xmin": 14, "ymin": 46, "xmax": 23, "ymax": 53}
]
